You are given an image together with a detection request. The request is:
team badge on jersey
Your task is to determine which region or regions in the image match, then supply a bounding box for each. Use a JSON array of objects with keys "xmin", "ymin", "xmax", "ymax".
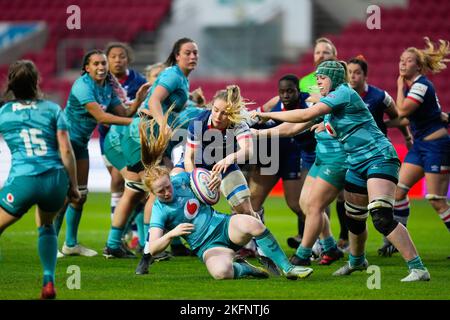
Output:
[
  {"xmin": 325, "ymin": 121, "xmax": 337, "ymax": 137},
  {"xmin": 6, "ymin": 193, "xmax": 14, "ymax": 203},
  {"xmin": 184, "ymin": 198, "xmax": 200, "ymax": 220}
]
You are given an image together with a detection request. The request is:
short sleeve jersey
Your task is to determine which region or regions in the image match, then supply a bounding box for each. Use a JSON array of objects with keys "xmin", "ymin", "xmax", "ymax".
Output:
[{"xmin": 0, "ymin": 100, "xmax": 66, "ymax": 178}]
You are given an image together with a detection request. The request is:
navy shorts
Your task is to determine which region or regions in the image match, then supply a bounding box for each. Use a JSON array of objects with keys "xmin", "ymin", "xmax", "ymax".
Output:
[{"xmin": 404, "ymin": 136, "xmax": 450, "ymax": 173}]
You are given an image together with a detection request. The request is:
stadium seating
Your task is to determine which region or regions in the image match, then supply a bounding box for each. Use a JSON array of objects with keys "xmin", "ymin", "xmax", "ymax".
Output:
[{"xmin": 0, "ymin": 0, "xmax": 172, "ymax": 98}]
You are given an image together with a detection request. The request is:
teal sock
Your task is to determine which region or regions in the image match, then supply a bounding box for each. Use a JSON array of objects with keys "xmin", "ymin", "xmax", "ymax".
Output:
[
  {"xmin": 320, "ymin": 236, "xmax": 337, "ymax": 252},
  {"xmin": 135, "ymin": 211, "xmax": 145, "ymax": 247},
  {"xmin": 295, "ymin": 245, "xmax": 312, "ymax": 260},
  {"xmin": 232, "ymin": 262, "xmax": 257, "ymax": 279},
  {"xmin": 107, "ymin": 226, "xmax": 124, "ymax": 249},
  {"xmin": 65, "ymin": 205, "xmax": 82, "ymax": 247},
  {"xmin": 38, "ymin": 225, "xmax": 57, "ymax": 286},
  {"xmin": 407, "ymin": 256, "xmax": 426, "ymax": 270},
  {"xmin": 172, "ymin": 236, "xmax": 183, "ymax": 246},
  {"xmin": 53, "ymin": 210, "xmax": 65, "ymax": 236},
  {"xmin": 349, "ymin": 253, "xmax": 366, "ymax": 268},
  {"xmin": 255, "ymin": 229, "xmax": 291, "ymax": 273},
  {"xmin": 143, "ymin": 223, "xmax": 150, "ymax": 244}
]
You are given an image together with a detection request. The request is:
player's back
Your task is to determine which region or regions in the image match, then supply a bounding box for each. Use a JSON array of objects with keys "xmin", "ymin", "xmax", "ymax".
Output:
[{"xmin": 0, "ymin": 100, "xmax": 65, "ymax": 178}]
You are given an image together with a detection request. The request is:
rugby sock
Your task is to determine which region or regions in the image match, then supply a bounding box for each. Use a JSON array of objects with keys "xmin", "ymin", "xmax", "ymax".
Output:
[
  {"xmin": 38, "ymin": 225, "xmax": 57, "ymax": 286},
  {"xmin": 107, "ymin": 226, "xmax": 124, "ymax": 249},
  {"xmin": 349, "ymin": 253, "xmax": 366, "ymax": 268},
  {"xmin": 110, "ymin": 192, "xmax": 122, "ymax": 222},
  {"xmin": 232, "ymin": 261, "xmax": 261, "ymax": 279},
  {"xmin": 65, "ymin": 205, "xmax": 82, "ymax": 247},
  {"xmin": 336, "ymin": 200, "xmax": 348, "ymax": 240},
  {"xmin": 394, "ymin": 197, "xmax": 410, "ymax": 226},
  {"xmin": 53, "ymin": 211, "xmax": 65, "ymax": 236},
  {"xmin": 438, "ymin": 207, "xmax": 450, "ymax": 232},
  {"xmin": 295, "ymin": 245, "xmax": 312, "ymax": 260},
  {"xmin": 407, "ymin": 256, "xmax": 426, "ymax": 271},
  {"xmin": 255, "ymin": 229, "xmax": 291, "ymax": 273},
  {"xmin": 320, "ymin": 236, "xmax": 337, "ymax": 253},
  {"xmin": 143, "ymin": 223, "xmax": 150, "ymax": 248},
  {"xmin": 135, "ymin": 212, "xmax": 145, "ymax": 248}
]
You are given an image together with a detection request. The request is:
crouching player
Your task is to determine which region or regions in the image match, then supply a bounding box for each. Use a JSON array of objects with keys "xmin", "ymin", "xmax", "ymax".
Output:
[{"xmin": 134, "ymin": 113, "xmax": 313, "ymax": 280}]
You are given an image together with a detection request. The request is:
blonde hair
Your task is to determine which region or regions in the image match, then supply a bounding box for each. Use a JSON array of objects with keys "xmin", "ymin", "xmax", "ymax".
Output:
[
  {"xmin": 210, "ymin": 85, "xmax": 250, "ymax": 126},
  {"xmin": 145, "ymin": 62, "xmax": 166, "ymax": 79},
  {"xmin": 405, "ymin": 37, "xmax": 450, "ymax": 74},
  {"xmin": 139, "ymin": 106, "xmax": 174, "ymax": 193},
  {"xmin": 315, "ymin": 37, "xmax": 338, "ymax": 57}
]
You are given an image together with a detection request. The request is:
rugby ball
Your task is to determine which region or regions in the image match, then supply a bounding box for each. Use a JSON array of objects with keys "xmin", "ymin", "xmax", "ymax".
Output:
[{"xmin": 190, "ymin": 168, "xmax": 220, "ymax": 205}]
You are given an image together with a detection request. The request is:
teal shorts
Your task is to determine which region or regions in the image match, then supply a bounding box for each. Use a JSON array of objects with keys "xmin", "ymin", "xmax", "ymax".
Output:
[
  {"xmin": 71, "ymin": 140, "xmax": 89, "ymax": 160},
  {"xmin": 193, "ymin": 213, "xmax": 242, "ymax": 261},
  {"xmin": 104, "ymin": 133, "xmax": 127, "ymax": 171},
  {"xmin": 0, "ymin": 168, "xmax": 69, "ymax": 217},
  {"xmin": 307, "ymin": 159, "xmax": 347, "ymax": 190},
  {"xmin": 121, "ymin": 127, "xmax": 143, "ymax": 169},
  {"xmin": 345, "ymin": 154, "xmax": 400, "ymax": 194}
]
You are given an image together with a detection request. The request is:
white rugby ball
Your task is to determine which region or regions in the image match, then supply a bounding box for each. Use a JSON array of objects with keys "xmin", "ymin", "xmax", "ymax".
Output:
[{"xmin": 190, "ymin": 168, "xmax": 220, "ymax": 205}]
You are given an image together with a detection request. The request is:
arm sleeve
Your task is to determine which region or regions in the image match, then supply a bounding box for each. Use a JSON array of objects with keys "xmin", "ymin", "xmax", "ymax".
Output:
[
  {"xmin": 187, "ymin": 118, "xmax": 202, "ymax": 148},
  {"xmin": 72, "ymin": 80, "xmax": 97, "ymax": 106},
  {"xmin": 156, "ymin": 70, "xmax": 180, "ymax": 93},
  {"xmin": 149, "ymin": 201, "xmax": 167, "ymax": 229},
  {"xmin": 320, "ymin": 89, "xmax": 350, "ymax": 111},
  {"xmin": 383, "ymin": 91, "xmax": 394, "ymax": 109},
  {"xmin": 407, "ymin": 82, "xmax": 428, "ymax": 104},
  {"xmin": 55, "ymin": 105, "xmax": 68, "ymax": 131}
]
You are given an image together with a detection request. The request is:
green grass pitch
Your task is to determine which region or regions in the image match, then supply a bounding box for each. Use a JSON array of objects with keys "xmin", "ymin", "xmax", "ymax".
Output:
[{"xmin": 0, "ymin": 194, "xmax": 449, "ymax": 300}]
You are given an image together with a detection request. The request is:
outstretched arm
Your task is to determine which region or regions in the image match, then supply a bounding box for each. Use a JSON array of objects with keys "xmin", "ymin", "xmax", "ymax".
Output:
[
  {"xmin": 148, "ymin": 224, "xmax": 194, "ymax": 255},
  {"xmin": 256, "ymin": 102, "xmax": 331, "ymax": 123},
  {"xmin": 254, "ymin": 121, "xmax": 313, "ymax": 138}
]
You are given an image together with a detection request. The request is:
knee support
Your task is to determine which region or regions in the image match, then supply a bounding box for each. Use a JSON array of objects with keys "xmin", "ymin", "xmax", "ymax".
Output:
[
  {"xmin": 368, "ymin": 196, "xmax": 398, "ymax": 236},
  {"xmin": 344, "ymin": 202, "xmax": 368, "ymax": 235},
  {"xmin": 220, "ymin": 170, "xmax": 250, "ymax": 207}
]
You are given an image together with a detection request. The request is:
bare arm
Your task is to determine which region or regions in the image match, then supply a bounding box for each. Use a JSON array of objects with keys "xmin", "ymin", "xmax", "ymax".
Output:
[
  {"xmin": 255, "ymin": 121, "xmax": 313, "ymax": 138},
  {"xmin": 85, "ymin": 102, "xmax": 132, "ymax": 125},
  {"xmin": 56, "ymin": 130, "xmax": 80, "ymax": 201},
  {"xmin": 384, "ymin": 100, "xmax": 412, "ymax": 142},
  {"xmin": 184, "ymin": 144, "xmax": 196, "ymax": 173},
  {"xmin": 396, "ymin": 76, "xmax": 420, "ymax": 118},
  {"xmin": 148, "ymin": 224, "xmax": 194, "ymax": 255},
  {"xmin": 211, "ymin": 134, "xmax": 253, "ymax": 175},
  {"xmin": 258, "ymin": 102, "xmax": 331, "ymax": 123},
  {"xmin": 148, "ymin": 85, "xmax": 170, "ymax": 127},
  {"xmin": 261, "ymin": 96, "xmax": 280, "ymax": 112}
]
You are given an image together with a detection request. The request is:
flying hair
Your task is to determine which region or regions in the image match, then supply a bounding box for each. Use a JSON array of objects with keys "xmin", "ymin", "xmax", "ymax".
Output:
[
  {"xmin": 210, "ymin": 85, "xmax": 253, "ymax": 126},
  {"xmin": 139, "ymin": 104, "xmax": 176, "ymax": 192},
  {"xmin": 405, "ymin": 37, "xmax": 450, "ymax": 74}
]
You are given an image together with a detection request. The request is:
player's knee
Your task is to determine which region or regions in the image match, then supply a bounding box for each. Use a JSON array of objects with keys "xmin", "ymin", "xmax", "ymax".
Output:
[
  {"xmin": 211, "ymin": 264, "xmax": 233, "ymax": 280},
  {"xmin": 368, "ymin": 197, "xmax": 398, "ymax": 236},
  {"xmin": 221, "ymin": 171, "xmax": 251, "ymax": 208},
  {"xmin": 73, "ymin": 186, "xmax": 88, "ymax": 207},
  {"xmin": 344, "ymin": 201, "xmax": 368, "ymax": 235},
  {"xmin": 395, "ymin": 183, "xmax": 410, "ymax": 201}
]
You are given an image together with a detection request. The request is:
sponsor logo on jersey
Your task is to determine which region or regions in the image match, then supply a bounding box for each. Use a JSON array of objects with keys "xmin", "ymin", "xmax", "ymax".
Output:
[
  {"xmin": 6, "ymin": 193, "xmax": 14, "ymax": 203},
  {"xmin": 184, "ymin": 198, "xmax": 200, "ymax": 220},
  {"xmin": 325, "ymin": 122, "xmax": 337, "ymax": 137}
]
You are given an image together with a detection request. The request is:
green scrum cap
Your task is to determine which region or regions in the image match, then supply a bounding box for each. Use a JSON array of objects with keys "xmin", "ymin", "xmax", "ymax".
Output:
[{"xmin": 315, "ymin": 60, "xmax": 346, "ymax": 90}]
